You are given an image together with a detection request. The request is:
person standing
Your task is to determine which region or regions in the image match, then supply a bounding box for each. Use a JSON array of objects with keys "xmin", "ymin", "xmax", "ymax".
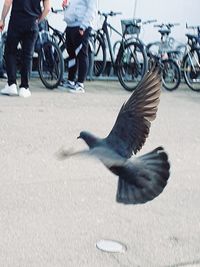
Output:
[
  {"xmin": 60, "ymin": 0, "xmax": 97, "ymax": 93},
  {"xmin": 0, "ymin": 0, "xmax": 51, "ymax": 97}
]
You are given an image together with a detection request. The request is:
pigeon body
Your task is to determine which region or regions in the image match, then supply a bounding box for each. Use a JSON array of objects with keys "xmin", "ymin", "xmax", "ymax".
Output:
[{"xmin": 63, "ymin": 66, "xmax": 170, "ymax": 205}]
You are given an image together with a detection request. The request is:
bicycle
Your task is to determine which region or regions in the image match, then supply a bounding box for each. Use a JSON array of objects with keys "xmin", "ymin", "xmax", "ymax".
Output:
[
  {"xmin": 147, "ymin": 23, "xmax": 180, "ymax": 57},
  {"xmin": 146, "ymin": 23, "xmax": 181, "ymax": 91},
  {"xmin": 92, "ymin": 11, "xmax": 148, "ymax": 91},
  {"xmin": 182, "ymin": 24, "xmax": 200, "ymax": 92},
  {"xmin": 147, "ymin": 50, "xmax": 181, "ymax": 91},
  {"xmin": 35, "ymin": 20, "xmax": 64, "ymax": 89}
]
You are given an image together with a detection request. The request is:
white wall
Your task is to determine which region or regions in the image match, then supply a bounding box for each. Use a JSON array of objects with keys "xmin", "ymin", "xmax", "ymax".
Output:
[{"xmin": 1, "ymin": 0, "xmax": 199, "ymax": 45}]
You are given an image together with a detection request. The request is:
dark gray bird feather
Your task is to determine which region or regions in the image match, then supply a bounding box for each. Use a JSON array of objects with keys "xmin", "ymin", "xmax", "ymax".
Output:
[
  {"xmin": 106, "ymin": 66, "xmax": 161, "ymax": 157},
  {"xmin": 60, "ymin": 66, "xmax": 170, "ymax": 205}
]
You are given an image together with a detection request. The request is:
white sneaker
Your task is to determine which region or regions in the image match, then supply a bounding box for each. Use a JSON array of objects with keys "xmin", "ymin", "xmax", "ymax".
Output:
[
  {"xmin": 68, "ymin": 82, "xmax": 85, "ymax": 93},
  {"xmin": 1, "ymin": 83, "xmax": 18, "ymax": 96},
  {"xmin": 19, "ymin": 87, "xmax": 31, "ymax": 98}
]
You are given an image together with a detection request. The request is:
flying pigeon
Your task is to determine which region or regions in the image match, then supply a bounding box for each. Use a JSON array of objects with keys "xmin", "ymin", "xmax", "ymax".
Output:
[{"xmin": 59, "ymin": 66, "xmax": 170, "ymax": 204}]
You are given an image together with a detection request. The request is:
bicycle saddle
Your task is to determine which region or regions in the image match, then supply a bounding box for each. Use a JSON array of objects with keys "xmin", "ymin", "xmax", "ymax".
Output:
[{"xmin": 158, "ymin": 29, "xmax": 170, "ymax": 35}]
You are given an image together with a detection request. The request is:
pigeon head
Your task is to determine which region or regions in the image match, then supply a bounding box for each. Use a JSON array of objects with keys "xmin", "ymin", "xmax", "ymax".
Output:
[{"xmin": 78, "ymin": 131, "xmax": 99, "ymax": 149}]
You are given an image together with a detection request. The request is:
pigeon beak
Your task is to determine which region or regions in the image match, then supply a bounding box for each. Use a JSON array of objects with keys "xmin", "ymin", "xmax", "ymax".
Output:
[{"xmin": 77, "ymin": 135, "xmax": 80, "ymax": 139}]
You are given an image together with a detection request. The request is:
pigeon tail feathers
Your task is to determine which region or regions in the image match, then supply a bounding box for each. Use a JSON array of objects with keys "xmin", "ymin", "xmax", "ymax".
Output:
[{"xmin": 116, "ymin": 147, "xmax": 170, "ymax": 204}]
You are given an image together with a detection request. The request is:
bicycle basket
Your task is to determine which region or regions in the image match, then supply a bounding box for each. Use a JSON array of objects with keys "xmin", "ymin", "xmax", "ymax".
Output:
[{"xmin": 121, "ymin": 19, "xmax": 141, "ymax": 35}]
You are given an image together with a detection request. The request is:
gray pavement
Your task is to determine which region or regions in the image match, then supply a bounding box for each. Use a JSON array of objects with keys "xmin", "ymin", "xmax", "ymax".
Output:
[{"xmin": 0, "ymin": 77, "xmax": 200, "ymax": 267}]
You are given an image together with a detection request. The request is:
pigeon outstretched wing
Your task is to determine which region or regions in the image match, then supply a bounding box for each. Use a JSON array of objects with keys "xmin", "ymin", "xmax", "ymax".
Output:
[{"xmin": 106, "ymin": 67, "xmax": 161, "ymax": 158}]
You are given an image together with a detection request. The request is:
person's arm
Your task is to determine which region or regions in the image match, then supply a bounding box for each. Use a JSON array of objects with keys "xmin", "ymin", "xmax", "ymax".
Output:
[
  {"xmin": 38, "ymin": 0, "xmax": 51, "ymax": 22},
  {"xmin": 0, "ymin": 0, "xmax": 13, "ymax": 31}
]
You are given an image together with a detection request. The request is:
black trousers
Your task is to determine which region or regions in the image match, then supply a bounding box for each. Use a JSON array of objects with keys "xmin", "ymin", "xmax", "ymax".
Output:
[
  {"xmin": 5, "ymin": 21, "xmax": 38, "ymax": 88},
  {"xmin": 66, "ymin": 26, "xmax": 91, "ymax": 83}
]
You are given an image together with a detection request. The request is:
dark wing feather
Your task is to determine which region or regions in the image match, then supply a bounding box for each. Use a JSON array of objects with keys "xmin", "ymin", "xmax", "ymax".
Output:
[
  {"xmin": 106, "ymin": 66, "xmax": 161, "ymax": 158},
  {"xmin": 116, "ymin": 147, "xmax": 170, "ymax": 205}
]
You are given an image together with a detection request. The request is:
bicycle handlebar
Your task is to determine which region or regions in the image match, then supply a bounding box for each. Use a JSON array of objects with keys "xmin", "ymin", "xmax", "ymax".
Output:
[
  {"xmin": 186, "ymin": 23, "xmax": 200, "ymax": 30},
  {"xmin": 98, "ymin": 10, "xmax": 122, "ymax": 17},
  {"xmin": 51, "ymin": 7, "xmax": 64, "ymax": 14},
  {"xmin": 143, "ymin": 19, "xmax": 157, "ymax": 25},
  {"xmin": 154, "ymin": 23, "xmax": 180, "ymax": 28}
]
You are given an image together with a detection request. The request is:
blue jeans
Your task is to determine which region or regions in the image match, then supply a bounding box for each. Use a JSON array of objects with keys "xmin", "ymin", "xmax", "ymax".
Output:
[{"xmin": 5, "ymin": 21, "xmax": 38, "ymax": 88}]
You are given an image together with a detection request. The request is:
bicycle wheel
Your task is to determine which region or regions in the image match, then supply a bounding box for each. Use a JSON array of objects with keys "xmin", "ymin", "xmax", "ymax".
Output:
[
  {"xmin": 117, "ymin": 41, "xmax": 148, "ymax": 91},
  {"xmin": 93, "ymin": 33, "xmax": 106, "ymax": 76},
  {"xmin": 38, "ymin": 40, "xmax": 64, "ymax": 89},
  {"xmin": 113, "ymin": 40, "xmax": 121, "ymax": 56},
  {"xmin": 183, "ymin": 49, "xmax": 200, "ymax": 92},
  {"xmin": 162, "ymin": 58, "xmax": 181, "ymax": 91}
]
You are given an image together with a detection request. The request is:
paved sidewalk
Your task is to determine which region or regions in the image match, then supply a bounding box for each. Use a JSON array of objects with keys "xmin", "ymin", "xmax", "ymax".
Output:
[{"xmin": 0, "ymin": 78, "xmax": 200, "ymax": 267}]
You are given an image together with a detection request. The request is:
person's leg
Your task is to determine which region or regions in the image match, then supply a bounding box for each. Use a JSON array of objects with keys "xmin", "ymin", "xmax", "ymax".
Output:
[
  {"xmin": 66, "ymin": 27, "xmax": 79, "ymax": 82},
  {"xmin": 1, "ymin": 23, "xmax": 19, "ymax": 95},
  {"xmin": 64, "ymin": 27, "xmax": 91, "ymax": 93},
  {"xmin": 77, "ymin": 28, "xmax": 91, "ymax": 84},
  {"xmin": 20, "ymin": 27, "xmax": 38, "ymax": 89},
  {"xmin": 4, "ymin": 23, "xmax": 21, "ymax": 86}
]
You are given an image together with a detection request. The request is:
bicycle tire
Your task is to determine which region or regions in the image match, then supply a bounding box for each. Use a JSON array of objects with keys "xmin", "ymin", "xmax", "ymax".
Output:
[
  {"xmin": 183, "ymin": 49, "xmax": 200, "ymax": 92},
  {"xmin": 38, "ymin": 40, "xmax": 64, "ymax": 89},
  {"xmin": 113, "ymin": 40, "xmax": 122, "ymax": 56},
  {"xmin": 117, "ymin": 41, "xmax": 148, "ymax": 91},
  {"xmin": 93, "ymin": 33, "xmax": 106, "ymax": 76},
  {"xmin": 162, "ymin": 58, "xmax": 181, "ymax": 91}
]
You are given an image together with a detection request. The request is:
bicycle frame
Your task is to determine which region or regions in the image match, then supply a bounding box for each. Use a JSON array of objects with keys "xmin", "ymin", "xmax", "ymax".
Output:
[
  {"xmin": 49, "ymin": 24, "xmax": 66, "ymax": 48},
  {"xmin": 100, "ymin": 18, "xmax": 124, "ymax": 64},
  {"xmin": 100, "ymin": 20, "xmax": 144, "ymax": 72}
]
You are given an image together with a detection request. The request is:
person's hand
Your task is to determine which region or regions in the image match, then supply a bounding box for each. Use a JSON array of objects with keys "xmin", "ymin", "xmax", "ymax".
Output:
[
  {"xmin": 0, "ymin": 20, "xmax": 5, "ymax": 32},
  {"xmin": 79, "ymin": 29, "xmax": 84, "ymax": 36},
  {"xmin": 62, "ymin": 0, "xmax": 68, "ymax": 8}
]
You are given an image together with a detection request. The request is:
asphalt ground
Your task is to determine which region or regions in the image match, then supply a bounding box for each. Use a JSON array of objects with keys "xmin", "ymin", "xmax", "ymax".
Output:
[{"xmin": 0, "ymin": 77, "xmax": 200, "ymax": 267}]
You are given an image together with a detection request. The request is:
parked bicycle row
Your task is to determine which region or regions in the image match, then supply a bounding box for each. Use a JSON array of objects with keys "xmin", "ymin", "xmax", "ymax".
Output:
[
  {"xmin": 0, "ymin": 9, "xmax": 200, "ymax": 92},
  {"xmin": 92, "ymin": 11, "xmax": 200, "ymax": 92}
]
